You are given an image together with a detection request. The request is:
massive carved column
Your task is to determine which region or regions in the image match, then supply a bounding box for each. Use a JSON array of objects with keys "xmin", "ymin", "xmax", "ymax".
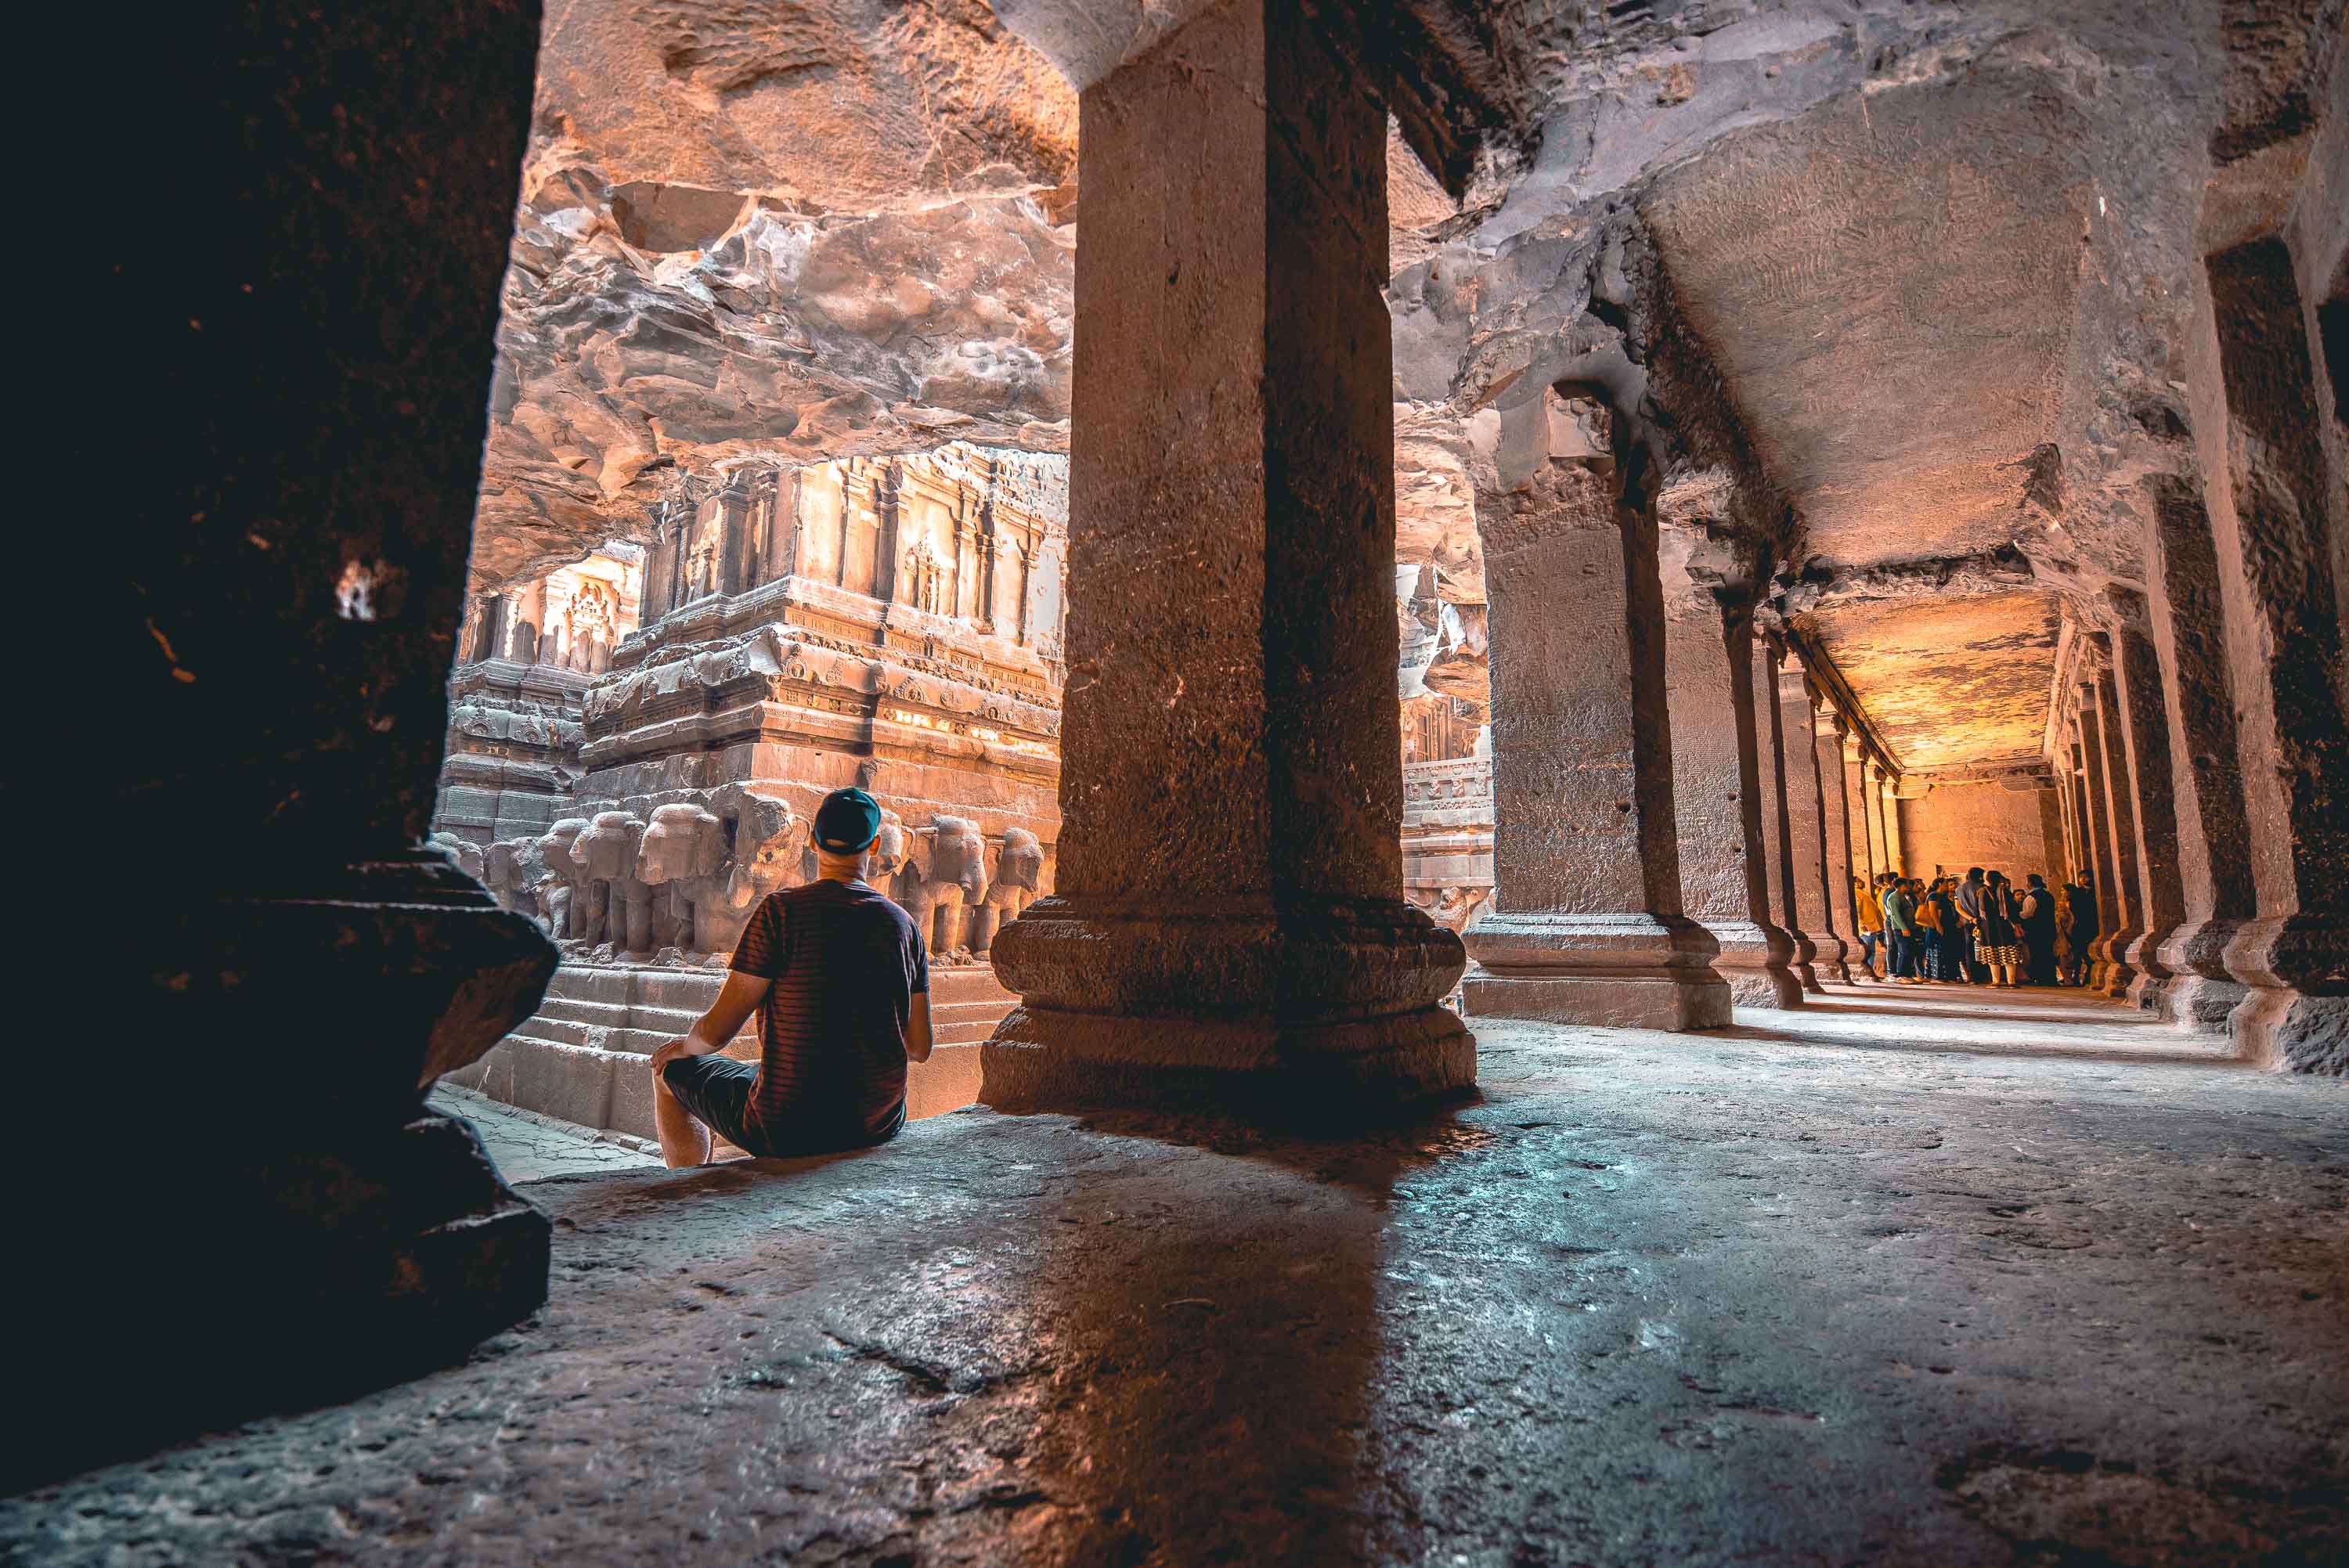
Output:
[
  {"xmin": 2075, "ymin": 686, "xmax": 2128, "ymax": 989},
  {"xmin": 982, "ymin": 0, "xmax": 1473, "ymax": 1113},
  {"xmin": 1845, "ymin": 735, "xmax": 1878, "ymax": 937},
  {"xmin": 2089, "ymin": 654, "xmax": 2146, "ymax": 997},
  {"xmin": 1757, "ymin": 639, "xmax": 1820, "ymax": 993},
  {"xmin": 1870, "ymin": 761, "xmax": 1903, "ymax": 878},
  {"xmin": 2067, "ymin": 748, "xmax": 2095, "ymax": 885},
  {"xmin": 1462, "ymin": 392, "xmax": 1730, "ymax": 1031},
  {"xmin": 2105, "ymin": 603, "xmax": 2187, "ymax": 1011},
  {"xmin": 1811, "ymin": 701, "xmax": 1860, "ymax": 982},
  {"xmin": 2141, "ymin": 474, "xmax": 2255, "ymax": 1030},
  {"xmin": 2188, "ymin": 240, "xmax": 2348, "ymax": 1070},
  {"xmin": 1663, "ymin": 579, "xmax": 1802, "ymax": 1008}
]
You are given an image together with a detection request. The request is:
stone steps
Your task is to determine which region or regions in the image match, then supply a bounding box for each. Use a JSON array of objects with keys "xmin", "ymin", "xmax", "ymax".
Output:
[{"xmin": 444, "ymin": 959, "xmax": 1018, "ymax": 1141}]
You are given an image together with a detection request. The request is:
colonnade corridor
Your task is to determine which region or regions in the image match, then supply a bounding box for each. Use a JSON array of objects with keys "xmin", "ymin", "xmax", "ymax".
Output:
[
  {"xmin": 17, "ymin": 989, "xmax": 2342, "ymax": 1564},
  {"xmin": 50, "ymin": 0, "xmax": 2344, "ymax": 1560}
]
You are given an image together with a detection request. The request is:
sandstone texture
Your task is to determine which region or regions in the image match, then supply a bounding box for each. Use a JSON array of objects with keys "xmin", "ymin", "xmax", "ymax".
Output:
[{"xmin": 472, "ymin": 0, "xmax": 1077, "ymax": 590}]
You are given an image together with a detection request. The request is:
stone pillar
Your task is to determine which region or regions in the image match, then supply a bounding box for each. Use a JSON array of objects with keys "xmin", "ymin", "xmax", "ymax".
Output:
[
  {"xmin": 1459, "ymin": 393, "xmax": 1730, "ymax": 1030},
  {"xmin": 1776, "ymin": 661, "xmax": 1844, "ymax": 985},
  {"xmin": 2190, "ymin": 240, "xmax": 2348, "ymax": 1071},
  {"xmin": 2067, "ymin": 750, "xmax": 2094, "ymax": 885},
  {"xmin": 1846, "ymin": 739, "xmax": 1877, "ymax": 892},
  {"xmin": 2090, "ymin": 655, "xmax": 2146, "ymax": 997},
  {"xmin": 716, "ymin": 476, "xmax": 755, "ymax": 597},
  {"xmin": 1871, "ymin": 762, "xmax": 1903, "ymax": 878},
  {"xmin": 2106, "ymin": 604, "xmax": 2187, "ymax": 1011},
  {"xmin": 1757, "ymin": 639, "xmax": 1820, "ymax": 993},
  {"xmin": 1810, "ymin": 700, "xmax": 1859, "ymax": 982},
  {"xmin": 2076, "ymin": 686, "xmax": 2129, "ymax": 989},
  {"xmin": 1844, "ymin": 734, "xmax": 1878, "ymax": 978},
  {"xmin": 1663, "ymin": 586, "xmax": 1802, "ymax": 1008},
  {"xmin": 60, "ymin": 0, "xmax": 555, "ymax": 1487},
  {"xmin": 982, "ymin": 0, "xmax": 1474, "ymax": 1113},
  {"xmin": 2141, "ymin": 474, "xmax": 2255, "ymax": 1030},
  {"xmin": 761, "ymin": 470, "xmax": 799, "ymax": 586}
]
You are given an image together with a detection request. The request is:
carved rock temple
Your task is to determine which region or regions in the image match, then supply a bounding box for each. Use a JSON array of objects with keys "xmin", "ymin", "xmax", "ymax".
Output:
[
  {"xmin": 433, "ymin": 445, "xmax": 1068, "ymax": 1135},
  {"xmin": 42, "ymin": 0, "xmax": 2349, "ymax": 1562}
]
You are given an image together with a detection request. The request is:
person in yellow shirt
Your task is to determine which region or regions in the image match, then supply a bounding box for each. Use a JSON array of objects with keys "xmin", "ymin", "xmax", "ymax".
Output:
[{"xmin": 1853, "ymin": 873, "xmax": 1885, "ymax": 980}]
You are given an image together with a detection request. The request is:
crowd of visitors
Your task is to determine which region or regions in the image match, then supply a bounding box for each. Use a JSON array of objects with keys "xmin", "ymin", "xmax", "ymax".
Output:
[{"xmin": 1846, "ymin": 867, "xmax": 2098, "ymax": 987}]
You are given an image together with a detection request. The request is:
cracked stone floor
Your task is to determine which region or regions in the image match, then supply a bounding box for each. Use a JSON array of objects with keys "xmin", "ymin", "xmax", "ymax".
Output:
[{"xmin": 8, "ymin": 984, "xmax": 2344, "ymax": 1566}]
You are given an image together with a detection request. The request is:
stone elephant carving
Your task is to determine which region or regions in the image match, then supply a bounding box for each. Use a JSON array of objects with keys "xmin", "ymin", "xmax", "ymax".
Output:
[
  {"xmin": 969, "ymin": 827, "xmax": 1046, "ymax": 958},
  {"xmin": 698, "ymin": 785, "xmax": 805, "ymax": 956},
  {"xmin": 579, "ymin": 811, "xmax": 652, "ymax": 954},
  {"xmin": 481, "ymin": 834, "xmax": 546, "ymax": 922},
  {"xmin": 889, "ymin": 814, "xmax": 989, "ymax": 960},
  {"xmin": 427, "ymin": 830, "xmax": 485, "ymax": 883},
  {"xmin": 536, "ymin": 817, "xmax": 602, "ymax": 945},
  {"xmin": 637, "ymin": 802, "xmax": 727, "ymax": 957}
]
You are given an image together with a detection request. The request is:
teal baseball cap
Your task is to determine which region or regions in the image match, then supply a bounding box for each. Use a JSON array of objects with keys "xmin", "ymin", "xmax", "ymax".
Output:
[{"xmin": 812, "ymin": 786, "xmax": 882, "ymax": 853}]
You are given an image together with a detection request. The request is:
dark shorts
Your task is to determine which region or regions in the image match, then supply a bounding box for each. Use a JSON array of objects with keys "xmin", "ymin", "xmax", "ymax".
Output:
[{"xmin": 661, "ymin": 1056, "xmax": 905, "ymax": 1159}]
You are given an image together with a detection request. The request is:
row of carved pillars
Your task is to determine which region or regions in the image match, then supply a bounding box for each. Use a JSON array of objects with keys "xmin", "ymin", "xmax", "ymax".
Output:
[
  {"xmin": 976, "ymin": 0, "xmax": 2340, "ymax": 1117},
  {"xmin": 972, "ymin": 0, "xmax": 1925, "ymax": 1114},
  {"xmin": 1453, "ymin": 387, "xmax": 1902, "ymax": 1029},
  {"xmin": 2013, "ymin": 231, "xmax": 2346, "ymax": 1070}
]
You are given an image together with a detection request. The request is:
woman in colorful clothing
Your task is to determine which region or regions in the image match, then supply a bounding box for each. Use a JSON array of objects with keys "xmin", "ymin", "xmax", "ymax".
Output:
[{"xmin": 1977, "ymin": 871, "xmax": 2023, "ymax": 987}]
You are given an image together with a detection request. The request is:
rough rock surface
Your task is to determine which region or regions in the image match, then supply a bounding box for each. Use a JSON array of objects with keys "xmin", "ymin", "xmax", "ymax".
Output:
[
  {"xmin": 1388, "ymin": 0, "xmax": 2340, "ymax": 774},
  {"xmin": 13, "ymin": 988, "xmax": 2344, "ymax": 1564},
  {"xmin": 471, "ymin": 0, "xmax": 1077, "ymax": 590}
]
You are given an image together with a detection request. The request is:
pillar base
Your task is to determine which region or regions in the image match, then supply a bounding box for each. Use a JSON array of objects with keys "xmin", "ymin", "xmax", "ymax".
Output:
[
  {"xmin": 1786, "ymin": 930, "xmax": 1825, "ymax": 995},
  {"xmin": 1463, "ymin": 912, "xmax": 1733, "ymax": 1031},
  {"xmin": 2094, "ymin": 938, "xmax": 2139, "ymax": 997},
  {"xmin": 1701, "ymin": 917, "xmax": 1806, "ymax": 1008},
  {"xmin": 981, "ymin": 1004, "xmax": 1476, "ymax": 1116},
  {"xmin": 2224, "ymin": 915, "xmax": 2349, "ymax": 1074},
  {"xmin": 2156, "ymin": 918, "xmax": 2248, "ymax": 1033},
  {"xmin": 980, "ymin": 895, "xmax": 1476, "ymax": 1118},
  {"xmin": 2122, "ymin": 928, "xmax": 2173, "ymax": 1010}
]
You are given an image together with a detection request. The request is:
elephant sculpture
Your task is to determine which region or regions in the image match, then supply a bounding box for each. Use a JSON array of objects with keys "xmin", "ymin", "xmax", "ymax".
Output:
[
  {"xmin": 482, "ymin": 834, "xmax": 546, "ymax": 922},
  {"xmin": 637, "ymin": 802, "xmax": 727, "ymax": 957},
  {"xmin": 579, "ymin": 811, "xmax": 652, "ymax": 953},
  {"xmin": 889, "ymin": 814, "xmax": 989, "ymax": 960},
  {"xmin": 427, "ymin": 831, "xmax": 485, "ymax": 883},
  {"xmin": 969, "ymin": 827, "xmax": 1046, "ymax": 958},
  {"xmin": 697, "ymin": 785, "xmax": 804, "ymax": 956},
  {"xmin": 536, "ymin": 817, "xmax": 602, "ymax": 945}
]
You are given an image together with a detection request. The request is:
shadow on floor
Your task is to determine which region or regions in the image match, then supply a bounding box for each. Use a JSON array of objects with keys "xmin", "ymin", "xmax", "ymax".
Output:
[{"xmin": 990, "ymin": 1100, "xmax": 1496, "ymax": 1566}]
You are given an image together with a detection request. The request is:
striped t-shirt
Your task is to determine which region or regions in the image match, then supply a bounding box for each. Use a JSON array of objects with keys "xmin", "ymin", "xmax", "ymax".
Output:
[{"xmin": 730, "ymin": 878, "xmax": 927, "ymax": 1139}]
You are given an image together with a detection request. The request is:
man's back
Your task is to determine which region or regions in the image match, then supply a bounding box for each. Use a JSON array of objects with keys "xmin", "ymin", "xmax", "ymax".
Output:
[{"xmin": 731, "ymin": 878, "xmax": 928, "ymax": 1140}]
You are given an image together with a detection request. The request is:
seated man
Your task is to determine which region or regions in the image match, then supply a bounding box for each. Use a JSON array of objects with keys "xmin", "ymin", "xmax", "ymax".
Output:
[{"xmin": 649, "ymin": 786, "xmax": 933, "ymax": 1166}]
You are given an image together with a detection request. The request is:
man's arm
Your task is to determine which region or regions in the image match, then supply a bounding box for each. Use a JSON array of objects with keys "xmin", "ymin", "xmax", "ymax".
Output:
[
  {"xmin": 649, "ymin": 969, "xmax": 771, "ymax": 1071},
  {"xmin": 904, "ymin": 987, "xmax": 934, "ymax": 1065}
]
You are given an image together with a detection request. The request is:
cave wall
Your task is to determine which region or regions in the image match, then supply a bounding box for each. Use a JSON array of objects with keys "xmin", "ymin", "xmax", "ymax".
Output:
[{"xmin": 1897, "ymin": 781, "xmax": 2068, "ymax": 884}]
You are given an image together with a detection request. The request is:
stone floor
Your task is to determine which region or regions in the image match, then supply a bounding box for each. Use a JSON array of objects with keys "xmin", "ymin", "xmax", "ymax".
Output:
[
  {"xmin": 10, "ymin": 984, "xmax": 2345, "ymax": 1566},
  {"xmin": 428, "ymin": 1083, "xmax": 664, "ymax": 1183}
]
